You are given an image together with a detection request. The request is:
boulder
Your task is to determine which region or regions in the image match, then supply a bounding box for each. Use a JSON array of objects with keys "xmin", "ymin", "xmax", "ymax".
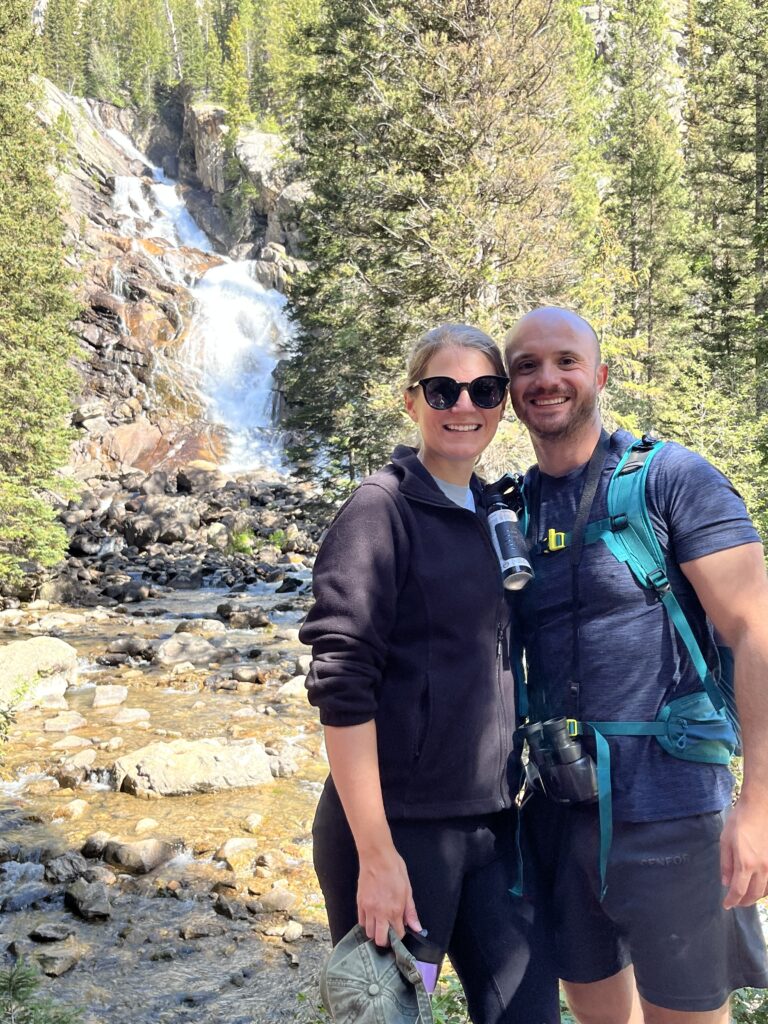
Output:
[
  {"xmin": 0, "ymin": 636, "xmax": 78, "ymax": 710},
  {"xmin": 154, "ymin": 634, "xmax": 217, "ymax": 667},
  {"xmin": 102, "ymin": 838, "xmax": 176, "ymax": 874},
  {"xmin": 45, "ymin": 851, "xmax": 90, "ymax": 884},
  {"xmin": 113, "ymin": 737, "xmax": 274, "ymax": 798},
  {"xmin": 65, "ymin": 879, "xmax": 111, "ymax": 920},
  {"xmin": 214, "ymin": 837, "xmax": 260, "ymax": 875},
  {"xmin": 2, "ymin": 883, "xmax": 52, "ymax": 913}
]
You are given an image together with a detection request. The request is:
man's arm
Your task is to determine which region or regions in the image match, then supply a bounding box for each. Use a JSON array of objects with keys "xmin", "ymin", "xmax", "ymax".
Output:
[{"xmin": 681, "ymin": 541, "xmax": 768, "ymax": 908}]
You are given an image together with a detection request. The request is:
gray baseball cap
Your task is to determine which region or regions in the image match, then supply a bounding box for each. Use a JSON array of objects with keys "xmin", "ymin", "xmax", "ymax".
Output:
[{"xmin": 320, "ymin": 924, "xmax": 435, "ymax": 1023}]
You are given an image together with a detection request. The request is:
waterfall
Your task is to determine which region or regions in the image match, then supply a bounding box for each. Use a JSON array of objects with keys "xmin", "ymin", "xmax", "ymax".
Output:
[{"xmin": 107, "ymin": 128, "xmax": 291, "ymax": 473}]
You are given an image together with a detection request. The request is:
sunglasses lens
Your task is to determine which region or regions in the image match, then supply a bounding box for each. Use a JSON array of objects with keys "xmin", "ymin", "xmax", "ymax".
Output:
[
  {"xmin": 469, "ymin": 376, "xmax": 506, "ymax": 408},
  {"xmin": 423, "ymin": 377, "xmax": 460, "ymax": 409}
]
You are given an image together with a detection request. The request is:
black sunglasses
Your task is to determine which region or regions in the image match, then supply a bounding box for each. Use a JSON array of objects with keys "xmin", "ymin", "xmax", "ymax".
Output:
[{"xmin": 411, "ymin": 375, "xmax": 509, "ymax": 410}]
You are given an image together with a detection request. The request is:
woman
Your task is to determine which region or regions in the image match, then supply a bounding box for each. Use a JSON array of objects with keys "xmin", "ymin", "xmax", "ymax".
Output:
[{"xmin": 300, "ymin": 324, "xmax": 559, "ymax": 1024}]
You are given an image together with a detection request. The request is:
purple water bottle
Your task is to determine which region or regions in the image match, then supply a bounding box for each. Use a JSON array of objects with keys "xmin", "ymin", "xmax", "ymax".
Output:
[{"xmin": 402, "ymin": 927, "xmax": 443, "ymax": 995}]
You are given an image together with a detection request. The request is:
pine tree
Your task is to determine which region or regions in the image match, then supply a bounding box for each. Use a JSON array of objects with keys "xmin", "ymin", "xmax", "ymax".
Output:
[
  {"xmin": 41, "ymin": 0, "xmax": 86, "ymax": 94},
  {"xmin": 284, "ymin": 0, "xmax": 574, "ymax": 482},
  {"xmin": 0, "ymin": 0, "xmax": 77, "ymax": 584},
  {"xmin": 222, "ymin": 13, "xmax": 251, "ymax": 134},
  {"xmin": 599, "ymin": 0, "xmax": 692, "ymax": 429}
]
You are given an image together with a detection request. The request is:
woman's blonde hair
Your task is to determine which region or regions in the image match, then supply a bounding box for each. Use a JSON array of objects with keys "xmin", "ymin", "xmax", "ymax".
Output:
[{"xmin": 405, "ymin": 323, "xmax": 506, "ymax": 388}]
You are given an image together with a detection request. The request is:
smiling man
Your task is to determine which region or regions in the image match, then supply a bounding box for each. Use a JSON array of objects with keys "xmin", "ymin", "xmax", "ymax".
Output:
[{"xmin": 504, "ymin": 307, "xmax": 768, "ymax": 1024}]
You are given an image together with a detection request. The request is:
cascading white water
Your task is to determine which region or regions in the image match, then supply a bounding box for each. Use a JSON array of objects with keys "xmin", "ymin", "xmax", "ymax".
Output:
[{"xmin": 106, "ymin": 127, "xmax": 291, "ymax": 472}]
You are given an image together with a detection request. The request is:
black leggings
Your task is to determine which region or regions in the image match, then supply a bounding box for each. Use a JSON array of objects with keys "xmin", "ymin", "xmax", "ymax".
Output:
[{"xmin": 312, "ymin": 780, "xmax": 560, "ymax": 1024}]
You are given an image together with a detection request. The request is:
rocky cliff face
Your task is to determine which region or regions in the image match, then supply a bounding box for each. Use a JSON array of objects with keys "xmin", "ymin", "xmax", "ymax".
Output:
[{"xmin": 14, "ymin": 83, "xmax": 324, "ymax": 607}]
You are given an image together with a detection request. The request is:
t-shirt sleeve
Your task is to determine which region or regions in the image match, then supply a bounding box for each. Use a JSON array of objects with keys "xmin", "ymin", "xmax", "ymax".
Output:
[
  {"xmin": 299, "ymin": 482, "xmax": 410, "ymax": 727},
  {"xmin": 649, "ymin": 443, "xmax": 761, "ymax": 564}
]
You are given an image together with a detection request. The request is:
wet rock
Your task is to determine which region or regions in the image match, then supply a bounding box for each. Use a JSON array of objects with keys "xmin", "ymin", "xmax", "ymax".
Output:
[
  {"xmin": 36, "ymin": 948, "xmax": 81, "ymax": 976},
  {"xmin": 102, "ymin": 838, "xmax": 177, "ymax": 875},
  {"xmin": 213, "ymin": 893, "xmax": 249, "ymax": 920},
  {"xmin": 29, "ymin": 922, "xmax": 76, "ymax": 943},
  {"xmin": 51, "ymin": 798, "xmax": 89, "ymax": 820},
  {"xmin": 0, "ymin": 636, "xmax": 79, "ymax": 709},
  {"xmin": 179, "ymin": 919, "xmax": 226, "ymax": 940},
  {"xmin": 2, "ymin": 883, "xmax": 52, "ymax": 912},
  {"xmin": 81, "ymin": 831, "xmax": 110, "ymax": 859},
  {"xmin": 124, "ymin": 515, "xmax": 160, "ymax": 549},
  {"xmin": 154, "ymin": 633, "xmax": 217, "ymax": 667},
  {"xmin": 134, "ymin": 817, "xmax": 159, "ymax": 834},
  {"xmin": 44, "ymin": 710, "xmax": 87, "ymax": 733},
  {"xmin": 82, "ymin": 864, "xmax": 116, "ymax": 885},
  {"xmin": 65, "ymin": 878, "xmax": 111, "ymax": 920},
  {"xmin": 69, "ymin": 747, "xmax": 97, "ymax": 768},
  {"xmin": 283, "ymin": 920, "xmax": 303, "ymax": 942},
  {"xmin": 23, "ymin": 777, "xmax": 60, "ymax": 795},
  {"xmin": 274, "ymin": 676, "xmax": 307, "ymax": 700},
  {"xmin": 105, "ymin": 636, "xmax": 155, "ymax": 660},
  {"xmin": 214, "ymin": 838, "xmax": 260, "ymax": 875},
  {"xmin": 229, "ymin": 610, "xmax": 271, "ymax": 630},
  {"xmin": 114, "ymin": 737, "xmax": 274, "ymax": 797},
  {"xmin": 251, "ymin": 887, "xmax": 297, "ymax": 913},
  {"xmin": 295, "ymin": 654, "xmax": 312, "ymax": 675},
  {"xmin": 112, "ymin": 707, "xmax": 151, "ymax": 726},
  {"xmin": 92, "ymin": 684, "xmax": 129, "ymax": 708},
  {"xmin": 51, "ymin": 735, "xmax": 93, "ymax": 751},
  {"xmin": 241, "ymin": 813, "xmax": 263, "ymax": 834},
  {"xmin": 45, "ymin": 851, "xmax": 89, "ymax": 884},
  {"xmin": 53, "ymin": 764, "xmax": 86, "ymax": 790},
  {"xmin": 175, "ymin": 618, "xmax": 226, "ymax": 635}
]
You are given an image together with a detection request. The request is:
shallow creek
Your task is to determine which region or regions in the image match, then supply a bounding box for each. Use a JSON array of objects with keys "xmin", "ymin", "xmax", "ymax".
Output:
[{"xmin": 0, "ymin": 584, "xmax": 333, "ymax": 1023}]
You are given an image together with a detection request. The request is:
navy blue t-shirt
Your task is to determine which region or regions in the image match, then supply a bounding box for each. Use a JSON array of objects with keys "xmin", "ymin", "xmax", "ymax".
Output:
[{"xmin": 515, "ymin": 430, "xmax": 761, "ymax": 822}]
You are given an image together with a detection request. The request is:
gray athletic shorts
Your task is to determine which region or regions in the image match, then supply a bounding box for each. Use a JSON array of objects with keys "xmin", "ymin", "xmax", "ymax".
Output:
[{"xmin": 524, "ymin": 798, "xmax": 768, "ymax": 1011}]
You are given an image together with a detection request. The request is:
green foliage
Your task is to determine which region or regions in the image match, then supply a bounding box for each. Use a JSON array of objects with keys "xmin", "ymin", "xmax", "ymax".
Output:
[
  {"xmin": 41, "ymin": 0, "xmax": 86, "ymax": 94},
  {"xmin": 228, "ymin": 528, "xmax": 255, "ymax": 554},
  {"xmin": 0, "ymin": 958, "xmax": 82, "ymax": 1024},
  {"xmin": 0, "ymin": 0, "xmax": 77, "ymax": 585},
  {"xmin": 284, "ymin": 0, "xmax": 575, "ymax": 481},
  {"xmin": 733, "ymin": 986, "xmax": 768, "ymax": 1022},
  {"xmin": 267, "ymin": 528, "xmax": 287, "ymax": 550}
]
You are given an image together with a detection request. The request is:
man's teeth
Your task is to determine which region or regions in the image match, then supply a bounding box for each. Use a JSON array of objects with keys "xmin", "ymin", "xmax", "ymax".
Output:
[
  {"xmin": 445, "ymin": 424, "xmax": 480, "ymax": 431},
  {"xmin": 532, "ymin": 397, "xmax": 568, "ymax": 406}
]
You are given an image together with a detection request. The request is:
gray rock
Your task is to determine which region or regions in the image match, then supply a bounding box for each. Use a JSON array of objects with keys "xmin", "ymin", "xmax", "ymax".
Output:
[
  {"xmin": 81, "ymin": 831, "xmax": 111, "ymax": 859},
  {"xmin": 29, "ymin": 922, "xmax": 76, "ymax": 943},
  {"xmin": 154, "ymin": 633, "xmax": 217, "ymax": 667},
  {"xmin": 102, "ymin": 838, "xmax": 177, "ymax": 875},
  {"xmin": 44, "ymin": 710, "xmax": 87, "ymax": 733},
  {"xmin": 114, "ymin": 737, "xmax": 274, "ymax": 797},
  {"xmin": 283, "ymin": 920, "xmax": 303, "ymax": 942},
  {"xmin": 2, "ymin": 883, "xmax": 52, "ymax": 913},
  {"xmin": 44, "ymin": 851, "xmax": 89, "ymax": 884},
  {"xmin": 255, "ymin": 887, "xmax": 297, "ymax": 913},
  {"xmin": 92, "ymin": 684, "xmax": 128, "ymax": 708},
  {"xmin": 0, "ymin": 636, "xmax": 78, "ymax": 710},
  {"xmin": 35, "ymin": 948, "xmax": 80, "ymax": 976},
  {"xmin": 65, "ymin": 878, "xmax": 111, "ymax": 919}
]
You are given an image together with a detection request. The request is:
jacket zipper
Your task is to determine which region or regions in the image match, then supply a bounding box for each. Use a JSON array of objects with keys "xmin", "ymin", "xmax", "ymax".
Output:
[{"xmin": 496, "ymin": 621, "xmax": 509, "ymax": 808}]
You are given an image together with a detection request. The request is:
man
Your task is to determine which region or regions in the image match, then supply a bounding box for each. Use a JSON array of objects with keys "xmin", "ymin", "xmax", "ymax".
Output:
[{"xmin": 504, "ymin": 306, "xmax": 768, "ymax": 1024}]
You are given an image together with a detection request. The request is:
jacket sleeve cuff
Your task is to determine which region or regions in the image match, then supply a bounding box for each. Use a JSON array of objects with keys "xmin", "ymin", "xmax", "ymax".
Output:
[{"xmin": 318, "ymin": 709, "xmax": 376, "ymax": 728}]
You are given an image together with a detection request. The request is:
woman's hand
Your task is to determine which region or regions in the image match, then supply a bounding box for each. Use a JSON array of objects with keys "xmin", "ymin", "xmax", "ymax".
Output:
[{"xmin": 357, "ymin": 843, "xmax": 421, "ymax": 946}]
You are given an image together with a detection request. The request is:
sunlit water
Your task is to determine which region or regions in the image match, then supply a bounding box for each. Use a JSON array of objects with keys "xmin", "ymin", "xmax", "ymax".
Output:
[{"xmin": 107, "ymin": 128, "xmax": 291, "ymax": 472}]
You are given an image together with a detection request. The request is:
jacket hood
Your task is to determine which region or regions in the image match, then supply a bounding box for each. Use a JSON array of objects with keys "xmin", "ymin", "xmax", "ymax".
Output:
[{"xmin": 389, "ymin": 444, "xmax": 486, "ymax": 508}]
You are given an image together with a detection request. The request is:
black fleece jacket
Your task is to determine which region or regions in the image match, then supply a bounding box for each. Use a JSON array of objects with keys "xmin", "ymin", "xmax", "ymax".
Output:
[{"xmin": 300, "ymin": 446, "xmax": 518, "ymax": 819}]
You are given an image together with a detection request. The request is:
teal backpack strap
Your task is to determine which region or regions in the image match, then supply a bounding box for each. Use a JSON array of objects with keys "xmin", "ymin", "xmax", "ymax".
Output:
[{"xmin": 602, "ymin": 438, "xmax": 725, "ymax": 712}]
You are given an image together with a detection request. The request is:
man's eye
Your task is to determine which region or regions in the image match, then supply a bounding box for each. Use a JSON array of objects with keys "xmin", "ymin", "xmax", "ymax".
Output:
[
  {"xmin": 560, "ymin": 357, "xmax": 576, "ymax": 367},
  {"xmin": 515, "ymin": 362, "xmax": 536, "ymax": 374}
]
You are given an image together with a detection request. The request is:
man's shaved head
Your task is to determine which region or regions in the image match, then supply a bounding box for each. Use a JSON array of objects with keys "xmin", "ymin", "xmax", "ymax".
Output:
[{"xmin": 504, "ymin": 307, "xmax": 601, "ymax": 370}]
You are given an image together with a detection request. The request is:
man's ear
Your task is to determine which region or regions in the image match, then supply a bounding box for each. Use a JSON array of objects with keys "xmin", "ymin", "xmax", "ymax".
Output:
[{"xmin": 596, "ymin": 363, "xmax": 608, "ymax": 392}]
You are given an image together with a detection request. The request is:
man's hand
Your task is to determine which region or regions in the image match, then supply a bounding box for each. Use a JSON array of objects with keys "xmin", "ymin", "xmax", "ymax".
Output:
[
  {"xmin": 720, "ymin": 798, "xmax": 768, "ymax": 908},
  {"xmin": 357, "ymin": 844, "xmax": 421, "ymax": 946}
]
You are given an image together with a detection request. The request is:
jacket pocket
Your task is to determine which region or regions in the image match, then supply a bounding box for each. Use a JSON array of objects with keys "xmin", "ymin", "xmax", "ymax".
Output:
[{"xmin": 414, "ymin": 673, "xmax": 431, "ymax": 761}]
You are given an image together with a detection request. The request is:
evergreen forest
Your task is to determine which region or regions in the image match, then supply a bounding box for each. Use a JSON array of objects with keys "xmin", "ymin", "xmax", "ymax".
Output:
[{"xmin": 4, "ymin": 0, "xmax": 768, "ymax": 575}]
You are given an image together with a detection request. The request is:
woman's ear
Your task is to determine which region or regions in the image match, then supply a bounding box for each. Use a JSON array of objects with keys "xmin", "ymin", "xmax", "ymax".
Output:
[{"xmin": 404, "ymin": 388, "xmax": 419, "ymax": 424}]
